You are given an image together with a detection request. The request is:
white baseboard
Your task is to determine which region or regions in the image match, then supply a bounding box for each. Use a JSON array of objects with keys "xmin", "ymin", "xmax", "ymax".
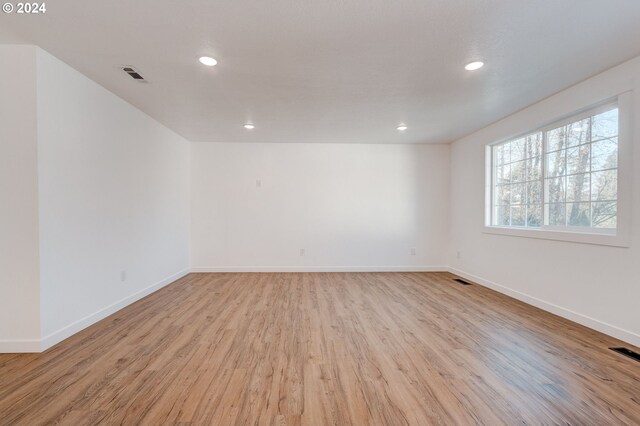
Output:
[
  {"xmin": 37, "ymin": 268, "xmax": 190, "ymax": 352},
  {"xmin": 0, "ymin": 339, "xmax": 42, "ymax": 353},
  {"xmin": 448, "ymin": 267, "xmax": 640, "ymax": 348},
  {"xmin": 7, "ymin": 266, "xmax": 637, "ymax": 353},
  {"xmin": 191, "ymin": 266, "xmax": 448, "ymax": 273},
  {"xmin": 3, "ymin": 266, "xmax": 441, "ymax": 353}
]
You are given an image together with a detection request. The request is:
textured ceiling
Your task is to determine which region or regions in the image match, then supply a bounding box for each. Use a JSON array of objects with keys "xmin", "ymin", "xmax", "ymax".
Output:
[{"xmin": 2, "ymin": 0, "xmax": 640, "ymax": 143}]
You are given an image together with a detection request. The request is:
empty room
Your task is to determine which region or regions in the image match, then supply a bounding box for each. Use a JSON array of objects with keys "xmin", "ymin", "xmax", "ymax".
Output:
[{"xmin": 1, "ymin": 1, "xmax": 640, "ymax": 424}]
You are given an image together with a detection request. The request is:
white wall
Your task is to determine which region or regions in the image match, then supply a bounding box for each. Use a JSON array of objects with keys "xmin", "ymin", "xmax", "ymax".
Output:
[
  {"xmin": 35, "ymin": 49, "xmax": 191, "ymax": 348},
  {"xmin": 0, "ymin": 46, "xmax": 41, "ymax": 351},
  {"xmin": 450, "ymin": 55, "xmax": 640, "ymax": 347},
  {"xmin": 191, "ymin": 142, "xmax": 450, "ymax": 270},
  {"xmin": 3, "ymin": 44, "xmax": 637, "ymax": 352}
]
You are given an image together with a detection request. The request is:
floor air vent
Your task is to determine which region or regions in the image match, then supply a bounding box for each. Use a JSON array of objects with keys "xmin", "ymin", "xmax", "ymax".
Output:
[
  {"xmin": 122, "ymin": 66, "xmax": 146, "ymax": 81},
  {"xmin": 453, "ymin": 278, "xmax": 472, "ymax": 286},
  {"xmin": 610, "ymin": 347, "xmax": 640, "ymax": 363}
]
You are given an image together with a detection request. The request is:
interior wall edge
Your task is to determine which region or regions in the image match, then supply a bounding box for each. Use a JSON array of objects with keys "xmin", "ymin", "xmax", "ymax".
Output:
[
  {"xmin": 0, "ymin": 268, "xmax": 190, "ymax": 354},
  {"xmin": 448, "ymin": 267, "xmax": 640, "ymax": 348},
  {"xmin": 39, "ymin": 268, "xmax": 190, "ymax": 352},
  {"xmin": 0, "ymin": 44, "xmax": 41, "ymax": 347},
  {"xmin": 191, "ymin": 266, "xmax": 449, "ymax": 273},
  {"xmin": 5, "ymin": 266, "xmax": 639, "ymax": 353}
]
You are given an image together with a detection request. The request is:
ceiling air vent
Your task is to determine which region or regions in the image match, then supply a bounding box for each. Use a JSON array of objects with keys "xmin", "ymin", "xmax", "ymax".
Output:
[{"xmin": 122, "ymin": 66, "xmax": 146, "ymax": 81}]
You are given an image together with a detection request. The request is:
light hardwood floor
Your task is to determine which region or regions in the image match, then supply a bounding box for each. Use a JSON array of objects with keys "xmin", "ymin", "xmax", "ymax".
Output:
[{"xmin": 0, "ymin": 272, "xmax": 639, "ymax": 425}]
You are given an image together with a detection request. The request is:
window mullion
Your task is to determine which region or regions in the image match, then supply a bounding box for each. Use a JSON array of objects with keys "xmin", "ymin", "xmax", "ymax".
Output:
[
  {"xmin": 589, "ymin": 117, "xmax": 594, "ymax": 227},
  {"xmin": 491, "ymin": 147, "xmax": 496, "ymax": 225},
  {"xmin": 541, "ymin": 130, "xmax": 548, "ymax": 227},
  {"xmin": 486, "ymin": 103, "xmax": 618, "ymax": 233}
]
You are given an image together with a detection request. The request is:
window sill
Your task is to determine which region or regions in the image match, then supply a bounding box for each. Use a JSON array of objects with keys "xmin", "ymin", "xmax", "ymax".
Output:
[{"xmin": 483, "ymin": 226, "xmax": 630, "ymax": 247}]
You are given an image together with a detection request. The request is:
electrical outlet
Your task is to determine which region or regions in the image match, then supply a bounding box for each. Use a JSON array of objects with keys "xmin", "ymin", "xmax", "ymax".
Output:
[
  {"xmin": 120, "ymin": 270, "xmax": 127, "ymax": 282},
  {"xmin": 256, "ymin": 179, "xmax": 262, "ymax": 187},
  {"xmin": 300, "ymin": 248, "xmax": 305, "ymax": 256},
  {"xmin": 410, "ymin": 248, "xmax": 416, "ymax": 256}
]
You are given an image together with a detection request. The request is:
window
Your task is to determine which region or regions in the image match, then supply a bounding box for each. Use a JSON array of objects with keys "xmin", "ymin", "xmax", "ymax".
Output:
[{"xmin": 488, "ymin": 103, "xmax": 619, "ymax": 234}]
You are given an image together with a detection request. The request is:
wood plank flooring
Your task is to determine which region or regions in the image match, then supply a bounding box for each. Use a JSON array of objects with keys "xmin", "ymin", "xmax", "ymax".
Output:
[{"xmin": 1, "ymin": 272, "xmax": 639, "ymax": 425}]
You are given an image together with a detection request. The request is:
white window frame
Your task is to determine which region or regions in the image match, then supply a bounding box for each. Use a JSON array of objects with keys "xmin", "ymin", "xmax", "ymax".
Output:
[{"xmin": 484, "ymin": 92, "xmax": 632, "ymax": 247}]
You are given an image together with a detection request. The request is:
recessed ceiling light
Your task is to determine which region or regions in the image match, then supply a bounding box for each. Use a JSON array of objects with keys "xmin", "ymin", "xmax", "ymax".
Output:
[
  {"xmin": 199, "ymin": 56, "xmax": 218, "ymax": 66},
  {"xmin": 465, "ymin": 61, "xmax": 484, "ymax": 71},
  {"xmin": 397, "ymin": 125, "xmax": 408, "ymax": 131},
  {"xmin": 244, "ymin": 124, "xmax": 255, "ymax": 130}
]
